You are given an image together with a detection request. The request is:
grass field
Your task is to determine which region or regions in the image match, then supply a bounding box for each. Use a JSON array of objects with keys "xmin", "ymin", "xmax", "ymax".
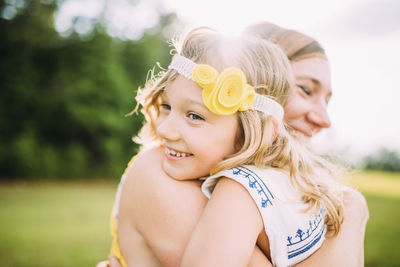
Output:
[
  {"xmin": 351, "ymin": 171, "xmax": 400, "ymax": 267},
  {"xmin": 0, "ymin": 171, "xmax": 399, "ymax": 266},
  {"xmin": 0, "ymin": 181, "xmax": 117, "ymax": 266}
]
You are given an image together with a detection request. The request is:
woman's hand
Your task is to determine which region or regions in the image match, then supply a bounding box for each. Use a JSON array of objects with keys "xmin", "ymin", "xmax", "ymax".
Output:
[
  {"xmin": 96, "ymin": 260, "xmax": 109, "ymax": 267},
  {"xmin": 96, "ymin": 254, "xmax": 122, "ymax": 267}
]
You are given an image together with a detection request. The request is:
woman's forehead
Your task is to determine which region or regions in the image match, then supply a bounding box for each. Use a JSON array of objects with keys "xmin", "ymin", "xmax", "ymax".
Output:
[{"xmin": 291, "ymin": 57, "xmax": 331, "ymax": 90}]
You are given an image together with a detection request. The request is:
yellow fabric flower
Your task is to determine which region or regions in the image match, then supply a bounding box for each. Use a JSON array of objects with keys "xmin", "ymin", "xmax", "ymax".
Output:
[
  {"xmin": 192, "ymin": 64, "xmax": 219, "ymax": 92},
  {"xmin": 197, "ymin": 67, "xmax": 255, "ymax": 115},
  {"xmin": 239, "ymin": 84, "xmax": 256, "ymax": 111}
]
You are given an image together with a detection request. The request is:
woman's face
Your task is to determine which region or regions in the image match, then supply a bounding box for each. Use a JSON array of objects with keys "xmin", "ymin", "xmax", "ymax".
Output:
[{"xmin": 284, "ymin": 57, "xmax": 332, "ymax": 138}]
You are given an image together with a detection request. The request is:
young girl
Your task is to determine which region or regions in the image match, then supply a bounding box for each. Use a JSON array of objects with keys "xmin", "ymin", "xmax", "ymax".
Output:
[{"xmin": 109, "ymin": 27, "xmax": 343, "ymax": 267}]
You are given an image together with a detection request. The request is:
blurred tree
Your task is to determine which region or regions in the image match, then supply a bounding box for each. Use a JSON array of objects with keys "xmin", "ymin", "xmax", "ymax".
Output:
[
  {"xmin": 362, "ymin": 148, "xmax": 400, "ymax": 172},
  {"xmin": 0, "ymin": 0, "xmax": 176, "ymax": 179}
]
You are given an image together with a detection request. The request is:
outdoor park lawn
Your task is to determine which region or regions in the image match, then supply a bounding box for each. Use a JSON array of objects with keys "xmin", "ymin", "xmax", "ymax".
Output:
[
  {"xmin": 0, "ymin": 170, "xmax": 399, "ymax": 266},
  {"xmin": 0, "ymin": 181, "xmax": 116, "ymax": 266}
]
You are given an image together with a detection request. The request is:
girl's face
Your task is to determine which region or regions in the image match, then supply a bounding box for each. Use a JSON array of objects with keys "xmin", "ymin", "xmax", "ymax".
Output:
[
  {"xmin": 156, "ymin": 75, "xmax": 239, "ymax": 180},
  {"xmin": 284, "ymin": 57, "xmax": 332, "ymax": 138}
]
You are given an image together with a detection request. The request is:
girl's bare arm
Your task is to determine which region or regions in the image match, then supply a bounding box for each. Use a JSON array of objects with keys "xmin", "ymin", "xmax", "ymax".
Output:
[{"xmin": 182, "ymin": 177, "xmax": 265, "ymax": 267}]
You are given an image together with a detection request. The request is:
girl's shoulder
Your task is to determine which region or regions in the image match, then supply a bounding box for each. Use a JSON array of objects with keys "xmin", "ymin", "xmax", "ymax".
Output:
[
  {"xmin": 123, "ymin": 146, "xmax": 204, "ymax": 200},
  {"xmin": 112, "ymin": 147, "xmax": 164, "ymax": 216},
  {"xmin": 124, "ymin": 146, "xmax": 164, "ymax": 180}
]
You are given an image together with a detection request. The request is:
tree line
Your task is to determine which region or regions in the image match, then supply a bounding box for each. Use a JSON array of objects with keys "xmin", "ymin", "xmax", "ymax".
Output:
[{"xmin": 0, "ymin": 0, "xmax": 175, "ymax": 179}]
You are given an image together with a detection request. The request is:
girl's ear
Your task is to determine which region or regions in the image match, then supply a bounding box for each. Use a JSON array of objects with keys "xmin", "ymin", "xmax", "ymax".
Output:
[
  {"xmin": 234, "ymin": 130, "xmax": 244, "ymax": 152},
  {"xmin": 234, "ymin": 121, "xmax": 245, "ymax": 152}
]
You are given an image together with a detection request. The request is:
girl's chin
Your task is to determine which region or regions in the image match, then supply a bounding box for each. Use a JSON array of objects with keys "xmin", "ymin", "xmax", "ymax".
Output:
[{"xmin": 161, "ymin": 162, "xmax": 198, "ymax": 181}]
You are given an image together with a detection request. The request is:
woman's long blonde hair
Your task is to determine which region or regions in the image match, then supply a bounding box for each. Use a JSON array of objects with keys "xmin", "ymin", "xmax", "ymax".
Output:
[{"xmin": 135, "ymin": 27, "xmax": 343, "ymax": 235}]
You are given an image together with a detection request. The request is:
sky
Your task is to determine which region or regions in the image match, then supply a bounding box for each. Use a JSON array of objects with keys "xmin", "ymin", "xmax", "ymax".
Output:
[{"xmin": 55, "ymin": 0, "xmax": 400, "ymax": 162}]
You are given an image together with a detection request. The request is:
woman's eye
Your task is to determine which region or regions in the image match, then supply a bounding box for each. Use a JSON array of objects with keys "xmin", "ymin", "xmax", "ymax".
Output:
[
  {"xmin": 160, "ymin": 103, "xmax": 171, "ymax": 111},
  {"xmin": 299, "ymin": 86, "xmax": 311, "ymax": 95},
  {"xmin": 188, "ymin": 112, "xmax": 204, "ymax": 121}
]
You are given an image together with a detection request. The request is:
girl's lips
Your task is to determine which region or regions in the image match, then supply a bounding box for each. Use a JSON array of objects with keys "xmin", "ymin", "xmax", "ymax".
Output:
[{"xmin": 164, "ymin": 147, "xmax": 193, "ymax": 161}]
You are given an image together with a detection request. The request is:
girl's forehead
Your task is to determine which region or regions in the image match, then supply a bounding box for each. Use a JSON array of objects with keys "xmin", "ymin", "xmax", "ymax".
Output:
[
  {"xmin": 161, "ymin": 75, "xmax": 240, "ymax": 122},
  {"xmin": 163, "ymin": 75, "xmax": 204, "ymax": 103}
]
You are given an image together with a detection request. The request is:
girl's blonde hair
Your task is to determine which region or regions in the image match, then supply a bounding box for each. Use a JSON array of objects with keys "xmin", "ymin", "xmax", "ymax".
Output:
[
  {"xmin": 244, "ymin": 21, "xmax": 327, "ymax": 62},
  {"xmin": 135, "ymin": 27, "xmax": 343, "ymax": 235}
]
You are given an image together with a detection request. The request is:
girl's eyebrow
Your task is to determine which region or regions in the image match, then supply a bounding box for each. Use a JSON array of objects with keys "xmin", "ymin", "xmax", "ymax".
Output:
[
  {"xmin": 160, "ymin": 90, "xmax": 169, "ymax": 101},
  {"xmin": 160, "ymin": 89, "xmax": 209, "ymax": 113},
  {"xmin": 186, "ymin": 98, "xmax": 205, "ymax": 108}
]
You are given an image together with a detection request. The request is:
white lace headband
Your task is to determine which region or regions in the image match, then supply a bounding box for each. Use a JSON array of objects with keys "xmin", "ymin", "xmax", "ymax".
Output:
[{"xmin": 168, "ymin": 55, "xmax": 284, "ymax": 122}]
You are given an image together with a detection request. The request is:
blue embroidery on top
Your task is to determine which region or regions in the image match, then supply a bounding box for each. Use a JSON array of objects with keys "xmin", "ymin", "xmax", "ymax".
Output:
[
  {"xmin": 231, "ymin": 166, "xmax": 274, "ymax": 208},
  {"xmin": 288, "ymin": 225, "xmax": 325, "ymax": 259},
  {"xmin": 287, "ymin": 208, "xmax": 325, "ymax": 259}
]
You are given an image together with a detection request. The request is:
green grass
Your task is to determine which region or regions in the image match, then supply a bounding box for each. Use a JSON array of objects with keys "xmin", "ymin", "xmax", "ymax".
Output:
[
  {"xmin": 363, "ymin": 193, "xmax": 400, "ymax": 267},
  {"xmin": 351, "ymin": 170, "xmax": 400, "ymax": 198},
  {"xmin": 350, "ymin": 171, "xmax": 400, "ymax": 267},
  {"xmin": 0, "ymin": 180, "xmax": 117, "ymax": 267},
  {"xmin": 0, "ymin": 171, "xmax": 399, "ymax": 266}
]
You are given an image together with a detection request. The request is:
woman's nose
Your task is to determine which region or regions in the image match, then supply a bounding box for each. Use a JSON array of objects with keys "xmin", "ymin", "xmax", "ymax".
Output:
[
  {"xmin": 156, "ymin": 114, "xmax": 181, "ymax": 141},
  {"xmin": 307, "ymin": 101, "xmax": 331, "ymax": 129}
]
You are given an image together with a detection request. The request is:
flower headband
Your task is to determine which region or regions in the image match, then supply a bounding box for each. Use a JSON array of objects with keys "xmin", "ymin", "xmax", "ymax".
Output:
[{"xmin": 168, "ymin": 55, "xmax": 284, "ymax": 122}]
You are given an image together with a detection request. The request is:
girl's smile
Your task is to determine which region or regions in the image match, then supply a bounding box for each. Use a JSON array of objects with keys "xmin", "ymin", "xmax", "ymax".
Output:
[{"xmin": 164, "ymin": 146, "xmax": 193, "ymax": 160}]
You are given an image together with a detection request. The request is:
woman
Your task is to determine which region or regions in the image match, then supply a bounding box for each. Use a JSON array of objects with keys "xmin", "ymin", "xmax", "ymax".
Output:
[
  {"xmin": 246, "ymin": 21, "xmax": 369, "ymax": 265},
  {"xmin": 100, "ymin": 22, "xmax": 369, "ymax": 267},
  {"xmin": 245, "ymin": 22, "xmax": 333, "ymax": 138}
]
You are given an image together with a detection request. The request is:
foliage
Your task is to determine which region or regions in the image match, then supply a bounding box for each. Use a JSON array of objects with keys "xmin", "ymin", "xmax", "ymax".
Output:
[
  {"xmin": 361, "ymin": 148, "xmax": 400, "ymax": 172},
  {"xmin": 0, "ymin": 0, "xmax": 175, "ymax": 179}
]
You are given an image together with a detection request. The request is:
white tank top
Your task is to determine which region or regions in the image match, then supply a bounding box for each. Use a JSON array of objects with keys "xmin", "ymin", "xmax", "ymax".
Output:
[{"xmin": 202, "ymin": 165, "xmax": 326, "ymax": 267}]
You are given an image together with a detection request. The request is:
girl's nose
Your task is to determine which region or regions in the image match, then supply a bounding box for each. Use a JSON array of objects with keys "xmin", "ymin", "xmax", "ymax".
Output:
[{"xmin": 156, "ymin": 114, "xmax": 181, "ymax": 141}]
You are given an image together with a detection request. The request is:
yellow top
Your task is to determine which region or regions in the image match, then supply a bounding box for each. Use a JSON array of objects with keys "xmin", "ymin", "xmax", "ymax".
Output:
[
  {"xmin": 110, "ymin": 205, "xmax": 127, "ymax": 267},
  {"xmin": 109, "ymin": 156, "xmax": 136, "ymax": 267}
]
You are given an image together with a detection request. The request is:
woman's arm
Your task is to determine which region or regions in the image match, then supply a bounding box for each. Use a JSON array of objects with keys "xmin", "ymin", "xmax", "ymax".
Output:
[
  {"xmin": 293, "ymin": 188, "xmax": 369, "ymax": 267},
  {"xmin": 182, "ymin": 177, "xmax": 264, "ymax": 267}
]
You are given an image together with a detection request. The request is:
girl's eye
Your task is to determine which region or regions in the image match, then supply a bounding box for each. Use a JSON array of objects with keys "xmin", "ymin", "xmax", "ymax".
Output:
[
  {"xmin": 188, "ymin": 112, "xmax": 204, "ymax": 121},
  {"xmin": 160, "ymin": 103, "xmax": 171, "ymax": 111},
  {"xmin": 299, "ymin": 86, "xmax": 311, "ymax": 96}
]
